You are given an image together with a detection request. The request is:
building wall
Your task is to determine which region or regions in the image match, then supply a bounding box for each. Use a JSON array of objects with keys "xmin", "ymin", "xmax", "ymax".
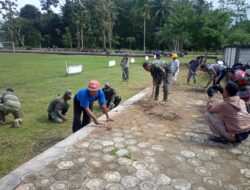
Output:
[
  {"xmin": 224, "ymin": 47, "xmax": 236, "ymax": 68},
  {"xmin": 239, "ymin": 49, "xmax": 250, "ymax": 65},
  {"xmin": 224, "ymin": 46, "xmax": 250, "ymax": 67}
]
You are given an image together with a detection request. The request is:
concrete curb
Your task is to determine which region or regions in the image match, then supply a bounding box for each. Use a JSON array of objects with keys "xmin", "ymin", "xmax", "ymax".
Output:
[{"xmin": 0, "ymin": 87, "xmax": 149, "ymax": 189}]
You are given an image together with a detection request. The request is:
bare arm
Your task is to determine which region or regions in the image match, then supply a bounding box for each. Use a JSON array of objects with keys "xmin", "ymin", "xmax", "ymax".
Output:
[
  {"xmin": 84, "ymin": 107, "xmax": 100, "ymax": 125},
  {"xmin": 204, "ymin": 68, "xmax": 216, "ymax": 88},
  {"xmin": 100, "ymin": 104, "xmax": 113, "ymax": 122},
  {"xmin": 204, "ymin": 77, "xmax": 213, "ymax": 88}
]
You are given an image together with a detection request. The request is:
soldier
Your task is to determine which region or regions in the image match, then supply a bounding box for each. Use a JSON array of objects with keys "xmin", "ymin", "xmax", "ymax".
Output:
[
  {"xmin": 0, "ymin": 88, "xmax": 22, "ymax": 127},
  {"xmin": 48, "ymin": 89, "xmax": 72, "ymax": 123},
  {"xmin": 153, "ymin": 52, "xmax": 161, "ymax": 64},
  {"xmin": 72, "ymin": 80, "xmax": 113, "ymax": 133},
  {"xmin": 102, "ymin": 82, "xmax": 121, "ymax": 110},
  {"xmin": 143, "ymin": 59, "xmax": 172, "ymax": 102},
  {"xmin": 121, "ymin": 54, "xmax": 129, "ymax": 82}
]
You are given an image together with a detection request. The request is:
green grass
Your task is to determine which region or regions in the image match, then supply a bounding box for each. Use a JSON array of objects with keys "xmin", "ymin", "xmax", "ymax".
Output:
[
  {"xmin": 0, "ymin": 52, "xmax": 214, "ymax": 177},
  {"xmin": 110, "ymin": 147, "xmax": 119, "ymax": 156}
]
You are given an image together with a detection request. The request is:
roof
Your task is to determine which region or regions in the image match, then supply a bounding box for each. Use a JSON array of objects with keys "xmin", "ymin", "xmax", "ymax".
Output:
[{"xmin": 224, "ymin": 45, "xmax": 250, "ymax": 49}]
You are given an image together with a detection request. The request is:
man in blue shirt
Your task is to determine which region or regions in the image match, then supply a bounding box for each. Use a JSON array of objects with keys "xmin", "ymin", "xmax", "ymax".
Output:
[
  {"xmin": 187, "ymin": 56, "xmax": 202, "ymax": 84},
  {"xmin": 72, "ymin": 80, "xmax": 113, "ymax": 133}
]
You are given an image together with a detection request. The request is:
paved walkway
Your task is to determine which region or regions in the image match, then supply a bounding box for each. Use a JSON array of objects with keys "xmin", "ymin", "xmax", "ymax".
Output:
[{"xmin": 1, "ymin": 86, "xmax": 250, "ymax": 190}]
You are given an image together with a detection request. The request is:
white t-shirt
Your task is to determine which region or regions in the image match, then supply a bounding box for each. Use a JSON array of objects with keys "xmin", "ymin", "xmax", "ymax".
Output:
[{"xmin": 172, "ymin": 59, "xmax": 180, "ymax": 73}]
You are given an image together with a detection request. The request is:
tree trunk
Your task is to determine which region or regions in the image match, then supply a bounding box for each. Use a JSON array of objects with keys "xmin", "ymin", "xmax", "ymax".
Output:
[
  {"xmin": 80, "ymin": 25, "xmax": 84, "ymax": 50},
  {"xmin": 76, "ymin": 24, "xmax": 80, "ymax": 48},
  {"xmin": 108, "ymin": 24, "xmax": 112, "ymax": 50},
  {"xmin": 143, "ymin": 18, "xmax": 146, "ymax": 54},
  {"xmin": 103, "ymin": 30, "xmax": 106, "ymax": 50}
]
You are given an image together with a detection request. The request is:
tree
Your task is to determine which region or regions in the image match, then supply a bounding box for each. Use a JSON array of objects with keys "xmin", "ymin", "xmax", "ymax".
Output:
[
  {"xmin": 226, "ymin": 29, "xmax": 250, "ymax": 45},
  {"xmin": 134, "ymin": 1, "xmax": 152, "ymax": 53},
  {"xmin": 20, "ymin": 4, "xmax": 41, "ymax": 20},
  {"xmin": 62, "ymin": 27, "xmax": 72, "ymax": 48},
  {"xmin": 0, "ymin": 0, "xmax": 18, "ymax": 43},
  {"xmin": 226, "ymin": 0, "xmax": 250, "ymax": 24},
  {"xmin": 95, "ymin": 0, "xmax": 117, "ymax": 50},
  {"xmin": 126, "ymin": 36, "xmax": 136, "ymax": 50},
  {"xmin": 156, "ymin": 0, "xmax": 194, "ymax": 51},
  {"xmin": 191, "ymin": 0, "xmax": 212, "ymax": 15},
  {"xmin": 40, "ymin": 0, "xmax": 59, "ymax": 13},
  {"xmin": 73, "ymin": 0, "xmax": 89, "ymax": 49},
  {"xmin": 152, "ymin": 0, "xmax": 172, "ymax": 27},
  {"xmin": 36, "ymin": 13, "xmax": 63, "ymax": 48}
]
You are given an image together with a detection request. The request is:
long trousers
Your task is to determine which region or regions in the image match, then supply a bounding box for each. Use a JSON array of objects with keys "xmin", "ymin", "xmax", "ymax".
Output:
[{"xmin": 72, "ymin": 95, "xmax": 93, "ymax": 133}]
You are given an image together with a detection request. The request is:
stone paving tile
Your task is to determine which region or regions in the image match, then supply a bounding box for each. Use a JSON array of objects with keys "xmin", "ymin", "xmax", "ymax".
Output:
[{"xmin": 2, "ymin": 87, "xmax": 250, "ymax": 190}]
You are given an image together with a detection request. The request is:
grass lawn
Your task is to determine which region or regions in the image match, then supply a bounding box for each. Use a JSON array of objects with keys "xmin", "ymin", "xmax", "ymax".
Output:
[{"xmin": 0, "ymin": 52, "xmax": 212, "ymax": 177}]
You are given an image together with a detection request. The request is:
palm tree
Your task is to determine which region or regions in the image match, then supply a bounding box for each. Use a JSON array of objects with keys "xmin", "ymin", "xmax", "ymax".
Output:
[
  {"xmin": 73, "ymin": 0, "xmax": 89, "ymax": 49},
  {"xmin": 126, "ymin": 36, "xmax": 136, "ymax": 50},
  {"xmin": 152, "ymin": 0, "xmax": 172, "ymax": 27},
  {"xmin": 192, "ymin": 0, "xmax": 211, "ymax": 15},
  {"xmin": 97, "ymin": 0, "xmax": 117, "ymax": 50}
]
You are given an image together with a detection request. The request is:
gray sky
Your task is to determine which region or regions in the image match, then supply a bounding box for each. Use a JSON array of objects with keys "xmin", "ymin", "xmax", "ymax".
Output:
[
  {"xmin": 16, "ymin": 0, "xmax": 250, "ymax": 17},
  {"xmin": 16, "ymin": 0, "xmax": 65, "ymax": 13}
]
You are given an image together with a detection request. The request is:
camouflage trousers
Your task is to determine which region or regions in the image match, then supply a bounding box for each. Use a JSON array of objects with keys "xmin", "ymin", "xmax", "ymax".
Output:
[
  {"xmin": 48, "ymin": 102, "xmax": 69, "ymax": 123},
  {"xmin": 154, "ymin": 76, "xmax": 171, "ymax": 102},
  {"xmin": 122, "ymin": 67, "xmax": 129, "ymax": 81},
  {"xmin": 0, "ymin": 104, "xmax": 22, "ymax": 122}
]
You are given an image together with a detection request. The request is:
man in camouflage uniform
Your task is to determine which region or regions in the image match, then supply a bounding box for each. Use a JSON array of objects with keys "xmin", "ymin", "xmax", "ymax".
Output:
[
  {"xmin": 0, "ymin": 88, "xmax": 22, "ymax": 127},
  {"xmin": 143, "ymin": 55, "xmax": 172, "ymax": 102},
  {"xmin": 102, "ymin": 83, "xmax": 121, "ymax": 110},
  {"xmin": 121, "ymin": 54, "xmax": 129, "ymax": 82},
  {"xmin": 48, "ymin": 89, "xmax": 72, "ymax": 123}
]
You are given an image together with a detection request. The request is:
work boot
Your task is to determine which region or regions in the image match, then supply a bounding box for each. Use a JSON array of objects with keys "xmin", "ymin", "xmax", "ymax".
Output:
[
  {"xmin": 13, "ymin": 119, "xmax": 20, "ymax": 128},
  {"xmin": 163, "ymin": 92, "xmax": 168, "ymax": 102},
  {"xmin": 154, "ymin": 86, "xmax": 160, "ymax": 100}
]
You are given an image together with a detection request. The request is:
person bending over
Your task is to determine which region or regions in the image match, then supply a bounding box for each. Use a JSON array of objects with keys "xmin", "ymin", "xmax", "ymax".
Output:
[{"xmin": 72, "ymin": 80, "xmax": 113, "ymax": 133}]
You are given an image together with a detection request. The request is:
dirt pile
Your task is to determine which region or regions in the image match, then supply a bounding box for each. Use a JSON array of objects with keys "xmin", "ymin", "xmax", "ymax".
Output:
[{"xmin": 136, "ymin": 100, "xmax": 181, "ymax": 121}]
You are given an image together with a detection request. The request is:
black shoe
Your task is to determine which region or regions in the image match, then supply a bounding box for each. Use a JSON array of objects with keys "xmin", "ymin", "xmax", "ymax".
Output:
[{"xmin": 209, "ymin": 135, "xmax": 228, "ymax": 144}]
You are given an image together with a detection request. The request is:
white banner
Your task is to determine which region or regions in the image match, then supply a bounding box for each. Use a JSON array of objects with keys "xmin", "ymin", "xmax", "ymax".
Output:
[
  {"xmin": 66, "ymin": 63, "xmax": 83, "ymax": 76},
  {"xmin": 109, "ymin": 60, "xmax": 116, "ymax": 67},
  {"xmin": 130, "ymin": 58, "xmax": 135, "ymax": 63}
]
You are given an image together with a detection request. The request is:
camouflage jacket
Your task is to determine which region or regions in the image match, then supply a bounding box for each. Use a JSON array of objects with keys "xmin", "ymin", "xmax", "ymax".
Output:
[
  {"xmin": 150, "ymin": 61, "xmax": 172, "ymax": 82},
  {"xmin": 48, "ymin": 95, "xmax": 67, "ymax": 114},
  {"xmin": 1, "ymin": 91, "xmax": 21, "ymax": 109},
  {"xmin": 102, "ymin": 87, "xmax": 116, "ymax": 102}
]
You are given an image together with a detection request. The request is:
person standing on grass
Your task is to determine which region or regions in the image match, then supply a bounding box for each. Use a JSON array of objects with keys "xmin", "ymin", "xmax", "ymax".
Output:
[
  {"xmin": 121, "ymin": 54, "xmax": 129, "ymax": 82},
  {"xmin": 187, "ymin": 56, "xmax": 203, "ymax": 84},
  {"xmin": 72, "ymin": 80, "xmax": 113, "ymax": 133},
  {"xmin": 143, "ymin": 60, "xmax": 172, "ymax": 102},
  {"xmin": 0, "ymin": 88, "xmax": 22, "ymax": 127},
  {"xmin": 171, "ymin": 53, "xmax": 180, "ymax": 84},
  {"xmin": 48, "ymin": 89, "xmax": 72, "ymax": 123}
]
